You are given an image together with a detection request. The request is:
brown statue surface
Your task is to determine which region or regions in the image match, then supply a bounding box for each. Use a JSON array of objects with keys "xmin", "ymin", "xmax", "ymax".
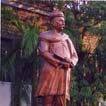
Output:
[{"xmin": 35, "ymin": 10, "xmax": 78, "ymax": 106}]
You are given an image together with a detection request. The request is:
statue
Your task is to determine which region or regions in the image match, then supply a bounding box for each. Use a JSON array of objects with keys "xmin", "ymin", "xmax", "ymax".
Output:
[{"xmin": 35, "ymin": 10, "xmax": 78, "ymax": 106}]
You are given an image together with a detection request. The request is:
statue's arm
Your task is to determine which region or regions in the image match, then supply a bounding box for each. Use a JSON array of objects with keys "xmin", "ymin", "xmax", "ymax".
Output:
[
  {"xmin": 38, "ymin": 39, "xmax": 60, "ymax": 67},
  {"xmin": 66, "ymin": 38, "xmax": 78, "ymax": 67}
]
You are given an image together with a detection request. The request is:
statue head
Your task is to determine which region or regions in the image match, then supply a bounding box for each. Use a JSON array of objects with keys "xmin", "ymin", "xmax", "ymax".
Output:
[
  {"xmin": 49, "ymin": 10, "xmax": 65, "ymax": 32},
  {"xmin": 49, "ymin": 10, "xmax": 64, "ymax": 20}
]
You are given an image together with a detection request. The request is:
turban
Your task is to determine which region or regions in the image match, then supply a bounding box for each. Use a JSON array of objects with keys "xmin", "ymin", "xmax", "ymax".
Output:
[{"xmin": 49, "ymin": 10, "xmax": 64, "ymax": 20}]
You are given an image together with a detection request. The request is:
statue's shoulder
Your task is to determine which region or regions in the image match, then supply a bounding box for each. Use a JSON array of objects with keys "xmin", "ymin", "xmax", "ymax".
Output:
[
  {"xmin": 63, "ymin": 33, "xmax": 69, "ymax": 37},
  {"xmin": 39, "ymin": 30, "xmax": 51, "ymax": 38},
  {"xmin": 63, "ymin": 33, "xmax": 73, "ymax": 44},
  {"xmin": 39, "ymin": 30, "xmax": 53, "ymax": 42},
  {"xmin": 62, "ymin": 33, "xmax": 69, "ymax": 40}
]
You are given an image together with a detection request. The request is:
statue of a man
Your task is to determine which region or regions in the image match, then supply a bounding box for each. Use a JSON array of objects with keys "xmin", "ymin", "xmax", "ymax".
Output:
[{"xmin": 35, "ymin": 10, "xmax": 78, "ymax": 106}]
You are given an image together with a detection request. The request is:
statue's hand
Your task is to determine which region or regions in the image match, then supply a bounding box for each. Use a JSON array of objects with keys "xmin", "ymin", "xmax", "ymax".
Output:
[
  {"xmin": 59, "ymin": 61, "xmax": 70, "ymax": 69},
  {"xmin": 64, "ymin": 57, "xmax": 71, "ymax": 63},
  {"xmin": 64, "ymin": 57, "xmax": 74, "ymax": 68}
]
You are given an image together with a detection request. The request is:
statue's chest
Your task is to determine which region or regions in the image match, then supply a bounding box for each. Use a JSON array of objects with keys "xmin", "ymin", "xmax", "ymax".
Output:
[
  {"xmin": 49, "ymin": 41, "xmax": 65, "ymax": 50},
  {"xmin": 49, "ymin": 41, "xmax": 70, "ymax": 57}
]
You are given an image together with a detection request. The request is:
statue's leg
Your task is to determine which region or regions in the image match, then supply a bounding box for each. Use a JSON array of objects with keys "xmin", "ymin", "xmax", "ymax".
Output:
[
  {"xmin": 53, "ymin": 95, "xmax": 66, "ymax": 106},
  {"xmin": 43, "ymin": 96, "xmax": 53, "ymax": 106}
]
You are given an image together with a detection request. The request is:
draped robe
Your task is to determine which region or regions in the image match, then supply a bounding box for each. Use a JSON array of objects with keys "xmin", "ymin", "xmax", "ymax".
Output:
[{"xmin": 35, "ymin": 32, "xmax": 78, "ymax": 101}]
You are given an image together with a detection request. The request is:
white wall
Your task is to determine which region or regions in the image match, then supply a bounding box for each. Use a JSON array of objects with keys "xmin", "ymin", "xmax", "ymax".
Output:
[
  {"xmin": 0, "ymin": 81, "xmax": 32, "ymax": 106},
  {"xmin": 0, "ymin": 82, "xmax": 11, "ymax": 106}
]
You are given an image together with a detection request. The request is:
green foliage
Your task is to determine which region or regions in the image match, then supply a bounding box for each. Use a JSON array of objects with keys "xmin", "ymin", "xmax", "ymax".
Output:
[
  {"xmin": 11, "ymin": 18, "xmax": 24, "ymax": 33},
  {"xmin": 81, "ymin": 1, "xmax": 106, "ymax": 21},
  {"xmin": 80, "ymin": 79, "xmax": 89, "ymax": 87},
  {"xmin": 80, "ymin": 87, "xmax": 92, "ymax": 99},
  {"xmin": 1, "ymin": 6, "xmax": 17, "ymax": 20},
  {"xmin": 71, "ymin": 87, "xmax": 79, "ymax": 100},
  {"xmin": 100, "ymin": 22, "xmax": 106, "ymax": 36},
  {"xmin": 88, "ymin": 21, "xmax": 106, "ymax": 36},
  {"xmin": 1, "ymin": 53, "xmax": 16, "ymax": 81},
  {"xmin": 52, "ymin": 1, "xmax": 64, "ymax": 10},
  {"xmin": 21, "ymin": 25, "xmax": 39, "ymax": 57},
  {"xmin": 1, "ymin": 5, "xmax": 39, "ymax": 106},
  {"xmin": 70, "ymin": 76, "xmax": 79, "ymax": 100},
  {"xmin": 64, "ymin": 1, "xmax": 106, "ymax": 105},
  {"xmin": 65, "ymin": 13, "xmax": 75, "ymax": 28}
]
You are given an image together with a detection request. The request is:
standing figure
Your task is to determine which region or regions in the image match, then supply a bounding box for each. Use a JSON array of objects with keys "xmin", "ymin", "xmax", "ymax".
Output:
[{"xmin": 35, "ymin": 10, "xmax": 78, "ymax": 106}]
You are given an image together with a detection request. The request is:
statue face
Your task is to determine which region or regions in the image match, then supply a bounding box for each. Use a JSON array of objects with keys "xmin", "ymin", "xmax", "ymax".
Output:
[{"xmin": 52, "ymin": 17, "xmax": 65, "ymax": 32}]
